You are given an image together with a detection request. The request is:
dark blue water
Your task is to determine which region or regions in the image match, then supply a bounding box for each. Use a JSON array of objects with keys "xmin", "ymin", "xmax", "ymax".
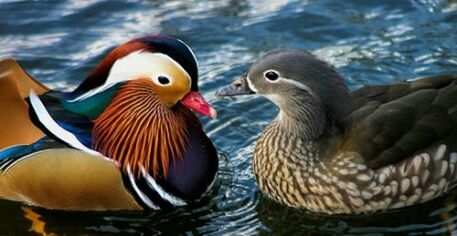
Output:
[{"xmin": 1, "ymin": 0, "xmax": 457, "ymax": 235}]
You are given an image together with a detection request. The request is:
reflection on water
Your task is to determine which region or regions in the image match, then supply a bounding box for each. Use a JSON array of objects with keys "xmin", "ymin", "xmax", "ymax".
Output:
[{"xmin": 1, "ymin": 0, "xmax": 457, "ymax": 235}]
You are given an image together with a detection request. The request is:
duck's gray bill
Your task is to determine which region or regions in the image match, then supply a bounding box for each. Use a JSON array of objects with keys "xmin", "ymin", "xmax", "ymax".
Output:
[{"xmin": 215, "ymin": 75, "xmax": 255, "ymax": 97}]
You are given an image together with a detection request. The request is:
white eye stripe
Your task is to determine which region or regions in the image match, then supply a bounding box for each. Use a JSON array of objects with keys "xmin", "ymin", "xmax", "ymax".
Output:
[
  {"xmin": 260, "ymin": 70, "xmax": 317, "ymax": 98},
  {"xmin": 281, "ymin": 78, "xmax": 319, "ymax": 100},
  {"xmin": 281, "ymin": 78, "xmax": 312, "ymax": 92},
  {"xmin": 261, "ymin": 68, "xmax": 313, "ymax": 92},
  {"xmin": 110, "ymin": 51, "xmax": 191, "ymax": 82},
  {"xmin": 68, "ymin": 51, "xmax": 191, "ymax": 102}
]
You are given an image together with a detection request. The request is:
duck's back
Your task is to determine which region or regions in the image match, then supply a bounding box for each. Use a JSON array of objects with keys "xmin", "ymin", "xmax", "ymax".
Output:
[
  {"xmin": 312, "ymin": 75, "xmax": 457, "ymax": 213},
  {"xmin": 342, "ymin": 75, "xmax": 457, "ymax": 170}
]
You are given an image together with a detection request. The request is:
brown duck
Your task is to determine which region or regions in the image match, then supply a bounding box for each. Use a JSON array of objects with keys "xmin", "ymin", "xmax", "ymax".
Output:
[{"xmin": 217, "ymin": 49, "xmax": 457, "ymax": 214}]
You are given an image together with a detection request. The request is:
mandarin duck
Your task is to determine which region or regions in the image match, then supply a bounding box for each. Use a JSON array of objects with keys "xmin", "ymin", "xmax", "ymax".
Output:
[
  {"xmin": 217, "ymin": 49, "xmax": 457, "ymax": 214},
  {"xmin": 0, "ymin": 35, "xmax": 218, "ymax": 211}
]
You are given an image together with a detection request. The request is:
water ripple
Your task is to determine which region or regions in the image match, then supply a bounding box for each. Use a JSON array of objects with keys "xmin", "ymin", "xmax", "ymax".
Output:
[{"xmin": 1, "ymin": 0, "xmax": 457, "ymax": 235}]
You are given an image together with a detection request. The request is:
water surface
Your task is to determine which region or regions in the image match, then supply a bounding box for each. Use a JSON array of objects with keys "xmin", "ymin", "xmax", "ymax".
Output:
[{"xmin": 1, "ymin": 0, "xmax": 457, "ymax": 235}]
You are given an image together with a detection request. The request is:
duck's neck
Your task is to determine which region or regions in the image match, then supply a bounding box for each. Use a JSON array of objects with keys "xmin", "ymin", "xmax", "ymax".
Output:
[
  {"xmin": 273, "ymin": 94, "xmax": 327, "ymax": 141},
  {"xmin": 92, "ymin": 79, "xmax": 199, "ymax": 178},
  {"xmin": 274, "ymin": 97, "xmax": 344, "ymax": 161}
]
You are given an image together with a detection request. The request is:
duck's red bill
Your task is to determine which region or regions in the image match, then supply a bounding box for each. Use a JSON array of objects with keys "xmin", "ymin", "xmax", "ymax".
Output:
[{"xmin": 181, "ymin": 91, "xmax": 217, "ymax": 119}]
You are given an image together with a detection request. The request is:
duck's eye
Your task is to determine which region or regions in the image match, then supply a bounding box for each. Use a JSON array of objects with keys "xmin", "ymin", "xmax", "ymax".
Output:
[
  {"xmin": 265, "ymin": 71, "xmax": 279, "ymax": 81},
  {"xmin": 158, "ymin": 76, "xmax": 170, "ymax": 85}
]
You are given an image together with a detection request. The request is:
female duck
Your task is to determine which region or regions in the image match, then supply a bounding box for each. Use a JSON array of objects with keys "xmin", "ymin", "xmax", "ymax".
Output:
[
  {"xmin": 0, "ymin": 35, "xmax": 218, "ymax": 211},
  {"xmin": 217, "ymin": 49, "xmax": 457, "ymax": 214}
]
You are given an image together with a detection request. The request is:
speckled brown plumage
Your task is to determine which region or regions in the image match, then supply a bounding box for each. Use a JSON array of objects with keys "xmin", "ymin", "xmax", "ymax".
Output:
[
  {"xmin": 254, "ymin": 122, "xmax": 457, "ymax": 214},
  {"xmin": 256, "ymin": 76, "xmax": 457, "ymax": 214},
  {"xmin": 217, "ymin": 49, "xmax": 457, "ymax": 214}
]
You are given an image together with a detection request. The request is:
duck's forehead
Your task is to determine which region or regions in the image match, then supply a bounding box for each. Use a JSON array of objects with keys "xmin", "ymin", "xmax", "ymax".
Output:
[
  {"xmin": 250, "ymin": 53, "xmax": 285, "ymax": 74},
  {"xmin": 139, "ymin": 37, "xmax": 199, "ymax": 87},
  {"xmin": 250, "ymin": 50, "xmax": 315, "ymax": 74},
  {"xmin": 106, "ymin": 51, "xmax": 191, "ymax": 84}
]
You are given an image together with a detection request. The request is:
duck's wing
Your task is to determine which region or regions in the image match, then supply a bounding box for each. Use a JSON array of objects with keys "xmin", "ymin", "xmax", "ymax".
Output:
[
  {"xmin": 342, "ymin": 75, "xmax": 457, "ymax": 170},
  {"xmin": 0, "ymin": 59, "xmax": 141, "ymax": 211},
  {"xmin": 0, "ymin": 145, "xmax": 141, "ymax": 211},
  {"xmin": 0, "ymin": 58, "xmax": 49, "ymax": 149}
]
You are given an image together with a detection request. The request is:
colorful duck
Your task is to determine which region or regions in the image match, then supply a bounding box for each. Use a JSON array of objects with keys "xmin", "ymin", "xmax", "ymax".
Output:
[
  {"xmin": 0, "ymin": 35, "xmax": 218, "ymax": 211},
  {"xmin": 217, "ymin": 49, "xmax": 457, "ymax": 214}
]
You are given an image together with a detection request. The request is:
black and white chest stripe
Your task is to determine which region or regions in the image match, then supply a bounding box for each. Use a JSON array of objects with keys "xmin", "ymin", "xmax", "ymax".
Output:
[{"xmin": 123, "ymin": 165, "xmax": 187, "ymax": 210}]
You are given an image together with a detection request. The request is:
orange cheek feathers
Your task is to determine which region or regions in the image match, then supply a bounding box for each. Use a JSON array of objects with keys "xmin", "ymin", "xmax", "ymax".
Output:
[{"xmin": 154, "ymin": 83, "xmax": 190, "ymax": 106}]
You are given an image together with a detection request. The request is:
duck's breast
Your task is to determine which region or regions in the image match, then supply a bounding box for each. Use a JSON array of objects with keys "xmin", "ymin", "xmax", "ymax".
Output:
[{"xmin": 160, "ymin": 127, "xmax": 218, "ymax": 200}]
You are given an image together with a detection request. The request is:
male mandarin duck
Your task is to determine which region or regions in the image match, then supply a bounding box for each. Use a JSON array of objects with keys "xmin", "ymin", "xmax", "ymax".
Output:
[
  {"xmin": 0, "ymin": 35, "xmax": 218, "ymax": 211},
  {"xmin": 217, "ymin": 49, "xmax": 457, "ymax": 214}
]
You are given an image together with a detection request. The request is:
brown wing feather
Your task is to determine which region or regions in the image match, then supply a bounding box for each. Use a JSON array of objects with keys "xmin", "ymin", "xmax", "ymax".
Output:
[
  {"xmin": 342, "ymin": 75, "xmax": 457, "ymax": 170},
  {"xmin": 0, "ymin": 58, "xmax": 50, "ymax": 149},
  {"xmin": 0, "ymin": 149, "xmax": 142, "ymax": 211}
]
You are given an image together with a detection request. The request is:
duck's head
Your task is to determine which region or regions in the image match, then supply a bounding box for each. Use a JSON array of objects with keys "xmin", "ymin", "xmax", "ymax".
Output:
[
  {"xmin": 66, "ymin": 35, "xmax": 216, "ymax": 119},
  {"xmin": 62, "ymin": 36, "xmax": 216, "ymax": 177},
  {"xmin": 217, "ymin": 49, "xmax": 350, "ymax": 139}
]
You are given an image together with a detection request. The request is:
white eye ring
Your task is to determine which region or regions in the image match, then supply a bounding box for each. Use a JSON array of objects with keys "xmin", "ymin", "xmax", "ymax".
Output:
[
  {"xmin": 264, "ymin": 70, "xmax": 280, "ymax": 83},
  {"xmin": 152, "ymin": 75, "xmax": 173, "ymax": 87}
]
